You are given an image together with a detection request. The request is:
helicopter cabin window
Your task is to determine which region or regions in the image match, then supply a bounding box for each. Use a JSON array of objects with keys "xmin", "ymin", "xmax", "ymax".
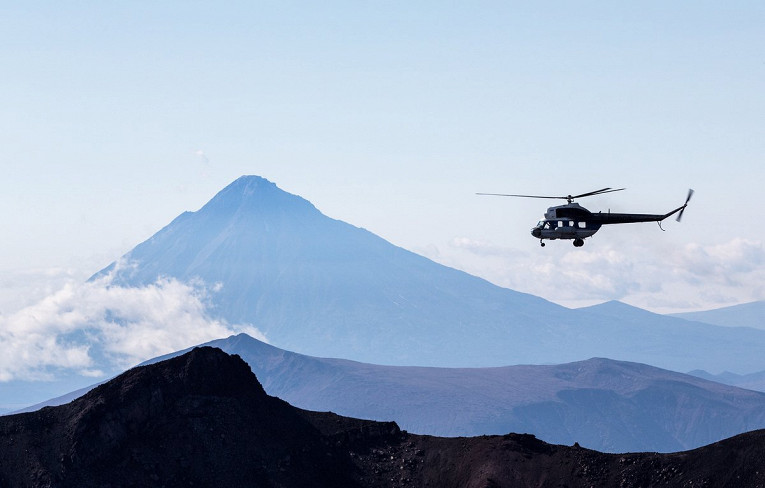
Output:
[{"xmin": 578, "ymin": 221, "xmax": 587, "ymax": 228}]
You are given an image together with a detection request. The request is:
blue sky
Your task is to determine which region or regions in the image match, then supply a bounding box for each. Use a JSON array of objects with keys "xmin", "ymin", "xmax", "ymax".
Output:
[{"xmin": 1, "ymin": 1, "xmax": 763, "ymax": 315}]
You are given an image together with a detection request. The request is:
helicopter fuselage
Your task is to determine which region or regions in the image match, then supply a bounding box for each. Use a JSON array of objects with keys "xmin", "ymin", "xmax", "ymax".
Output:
[
  {"xmin": 531, "ymin": 203, "xmax": 600, "ymax": 246},
  {"xmin": 530, "ymin": 201, "xmax": 688, "ymax": 247}
]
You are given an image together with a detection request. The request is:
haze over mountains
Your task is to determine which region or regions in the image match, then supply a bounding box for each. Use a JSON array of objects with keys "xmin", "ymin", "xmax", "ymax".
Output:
[{"xmin": 95, "ymin": 175, "xmax": 765, "ymax": 374}]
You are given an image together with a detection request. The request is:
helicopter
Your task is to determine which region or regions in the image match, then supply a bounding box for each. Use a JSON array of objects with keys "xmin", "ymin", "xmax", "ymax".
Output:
[{"xmin": 477, "ymin": 188, "xmax": 694, "ymax": 247}]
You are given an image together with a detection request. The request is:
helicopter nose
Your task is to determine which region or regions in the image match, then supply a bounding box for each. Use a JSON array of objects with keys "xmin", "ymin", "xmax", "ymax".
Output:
[{"xmin": 531, "ymin": 228, "xmax": 541, "ymax": 238}]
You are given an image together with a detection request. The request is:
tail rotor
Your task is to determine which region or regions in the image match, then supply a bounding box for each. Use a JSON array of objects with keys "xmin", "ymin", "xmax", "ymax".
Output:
[{"xmin": 676, "ymin": 189, "xmax": 694, "ymax": 222}]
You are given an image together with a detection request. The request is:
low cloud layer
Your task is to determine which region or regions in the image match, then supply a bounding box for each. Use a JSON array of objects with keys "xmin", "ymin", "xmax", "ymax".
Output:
[
  {"xmin": 0, "ymin": 272, "xmax": 265, "ymax": 382},
  {"xmin": 0, "ymin": 267, "xmax": 87, "ymax": 315},
  {"xmin": 426, "ymin": 237, "xmax": 765, "ymax": 313}
]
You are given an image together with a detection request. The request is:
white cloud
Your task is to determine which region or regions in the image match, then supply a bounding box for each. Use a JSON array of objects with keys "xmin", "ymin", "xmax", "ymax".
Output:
[
  {"xmin": 193, "ymin": 149, "xmax": 210, "ymax": 164},
  {"xmin": 449, "ymin": 237, "xmax": 509, "ymax": 257},
  {"xmin": 0, "ymin": 271, "xmax": 266, "ymax": 382},
  {"xmin": 429, "ymin": 236, "xmax": 765, "ymax": 313},
  {"xmin": 0, "ymin": 267, "xmax": 87, "ymax": 315}
]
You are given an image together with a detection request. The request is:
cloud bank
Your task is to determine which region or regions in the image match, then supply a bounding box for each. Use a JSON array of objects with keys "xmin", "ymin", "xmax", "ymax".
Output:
[
  {"xmin": 427, "ymin": 237, "xmax": 765, "ymax": 313},
  {"xmin": 0, "ymin": 271, "xmax": 265, "ymax": 382}
]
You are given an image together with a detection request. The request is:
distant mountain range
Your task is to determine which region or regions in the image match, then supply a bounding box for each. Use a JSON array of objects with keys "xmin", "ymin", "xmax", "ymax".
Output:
[
  {"xmin": 689, "ymin": 369, "xmax": 765, "ymax": 393},
  {"xmin": 667, "ymin": 301, "xmax": 765, "ymax": 391},
  {"xmin": 670, "ymin": 300, "xmax": 765, "ymax": 330},
  {"xmin": 4, "ymin": 347, "xmax": 765, "ymax": 487},
  {"xmin": 26, "ymin": 333, "xmax": 765, "ymax": 453},
  {"xmin": 92, "ymin": 175, "xmax": 765, "ymax": 374}
]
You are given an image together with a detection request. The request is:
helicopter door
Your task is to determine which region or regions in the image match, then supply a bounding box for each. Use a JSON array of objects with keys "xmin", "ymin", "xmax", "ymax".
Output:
[{"xmin": 558, "ymin": 220, "xmax": 579, "ymax": 237}]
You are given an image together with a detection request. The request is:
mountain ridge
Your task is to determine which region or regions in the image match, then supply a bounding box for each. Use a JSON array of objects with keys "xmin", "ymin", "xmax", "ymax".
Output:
[
  {"xmin": 670, "ymin": 300, "xmax": 765, "ymax": 330},
  {"xmin": 4, "ymin": 346, "xmax": 765, "ymax": 487},
  {"xmin": 196, "ymin": 333, "xmax": 765, "ymax": 453},
  {"xmin": 22, "ymin": 333, "xmax": 765, "ymax": 453},
  {"xmin": 0, "ymin": 347, "xmax": 365, "ymax": 487}
]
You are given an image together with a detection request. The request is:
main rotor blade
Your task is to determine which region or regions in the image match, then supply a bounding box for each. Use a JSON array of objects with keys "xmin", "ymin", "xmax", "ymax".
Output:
[
  {"xmin": 570, "ymin": 187, "xmax": 626, "ymax": 199},
  {"xmin": 475, "ymin": 193, "xmax": 568, "ymax": 199},
  {"xmin": 476, "ymin": 187, "xmax": 626, "ymax": 201}
]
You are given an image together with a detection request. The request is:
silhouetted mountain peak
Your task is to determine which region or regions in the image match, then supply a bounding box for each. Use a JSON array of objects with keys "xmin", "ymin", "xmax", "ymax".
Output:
[
  {"xmin": 83, "ymin": 346, "xmax": 267, "ymax": 407},
  {"xmin": 0, "ymin": 347, "xmax": 373, "ymax": 487}
]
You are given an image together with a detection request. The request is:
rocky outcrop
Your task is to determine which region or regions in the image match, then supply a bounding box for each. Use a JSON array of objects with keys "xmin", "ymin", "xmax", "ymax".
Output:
[
  {"xmin": 2, "ymin": 347, "xmax": 765, "ymax": 487},
  {"xmin": 0, "ymin": 347, "xmax": 362, "ymax": 487}
]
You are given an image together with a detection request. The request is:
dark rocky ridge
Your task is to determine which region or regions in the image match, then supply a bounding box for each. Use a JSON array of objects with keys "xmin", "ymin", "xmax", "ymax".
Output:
[
  {"xmin": 0, "ymin": 347, "xmax": 365, "ymax": 487},
  {"xmin": 26, "ymin": 333, "xmax": 765, "ymax": 454},
  {"xmin": 3, "ymin": 347, "xmax": 765, "ymax": 488}
]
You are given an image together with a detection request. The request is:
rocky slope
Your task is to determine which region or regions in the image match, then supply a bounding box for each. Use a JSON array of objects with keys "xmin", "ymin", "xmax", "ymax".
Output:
[
  {"xmin": 30, "ymin": 333, "xmax": 765, "ymax": 453},
  {"xmin": 0, "ymin": 347, "xmax": 363, "ymax": 487},
  {"xmin": 3, "ymin": 347, "xmax": 765, "ymax": 487}
]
